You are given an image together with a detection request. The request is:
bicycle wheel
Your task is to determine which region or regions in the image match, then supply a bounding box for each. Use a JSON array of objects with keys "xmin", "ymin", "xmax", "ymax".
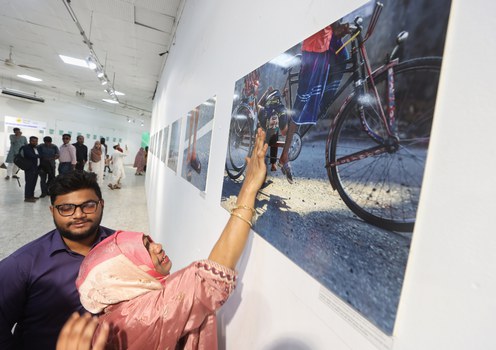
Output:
[
  {"xmin": 327, "ymin": 57, "xmax": 442, "ymax": 232},
  {"xmin": 226, "ymin": 103, "xmax": 255, "ymax": 179}
]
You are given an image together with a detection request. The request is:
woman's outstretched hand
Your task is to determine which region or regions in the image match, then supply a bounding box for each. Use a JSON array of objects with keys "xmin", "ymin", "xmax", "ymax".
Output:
[
  {"xmin": 208, "ymin": 128, "xmax": 267, "ymax": 269},
  {"xmin": 241, "ymin": 128, "xmax": 268, "ymax": 194}
]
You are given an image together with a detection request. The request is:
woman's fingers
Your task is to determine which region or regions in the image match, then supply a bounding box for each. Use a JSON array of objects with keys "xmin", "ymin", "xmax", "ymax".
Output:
[
  {"xmin": 56, "ymin": 312, "xmax": 108, "ymax": 350},
  {"xmin": 56, "ymin": 312, "xmax": 79, "ymax": 350},
  {"xmin": 93, "ymin": 322, "xmax": 110, "ymax": 350}
]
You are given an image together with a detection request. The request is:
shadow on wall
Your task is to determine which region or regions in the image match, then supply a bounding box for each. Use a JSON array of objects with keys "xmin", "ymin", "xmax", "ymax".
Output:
[{"xmin": 264, "ymin": 338, "xmax": 314, "ymax": 350}]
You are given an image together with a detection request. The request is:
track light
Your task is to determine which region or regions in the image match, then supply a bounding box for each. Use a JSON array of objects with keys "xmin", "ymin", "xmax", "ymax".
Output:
[{"xmin": 86, "ymin": 56, "xmax": 97, "ymax": 70}]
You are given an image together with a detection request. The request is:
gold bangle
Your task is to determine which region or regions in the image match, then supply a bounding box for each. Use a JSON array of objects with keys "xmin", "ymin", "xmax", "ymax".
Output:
[
  {"xmin": 231, "ymin": 204, "xmax": 256, "ymax": 216},
  {"xmin": 230, "ymin": 212, "xmax": 253, "ymax": 228}
]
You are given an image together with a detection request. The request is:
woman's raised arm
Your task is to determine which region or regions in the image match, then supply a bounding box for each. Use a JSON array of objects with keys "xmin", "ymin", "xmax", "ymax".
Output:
[{"xmin": 208, "ymin": 128, "xmax": 268, "ymax": 269}]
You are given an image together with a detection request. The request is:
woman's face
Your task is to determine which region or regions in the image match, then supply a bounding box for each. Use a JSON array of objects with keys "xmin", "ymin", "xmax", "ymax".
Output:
[{"xmin": 143, "ymin": 236, "xmax": 172, "ymax": 276}]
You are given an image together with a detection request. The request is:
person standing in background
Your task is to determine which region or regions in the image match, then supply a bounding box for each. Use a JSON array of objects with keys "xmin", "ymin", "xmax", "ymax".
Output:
[
  {"xmin": 133, "ymin": 147, "xmax": 146, "ymax": 175},
  {"xmin": 144, "ymin": 146, "xmax": 148, "ymax": 172},
  {"xmin": 73, "ymin": 135, "xmax": 88, "ymax": 171},
  {"xmin": 89, "ymin": 141, "xmax": 104, "ymax": 186},
  {"xmin": 20, "ymin": 136, "xmax": 40, "ymax": 202},
  {"xmin": 4, "ymin": 127, "xmax": 27, "ymax": 180},
  {"xmin": 100, "ymin": 138, "xmax": 107, "ymax": 158},
  {"xmin": 108, "ymin": 144, "xmax": 127, "ymax": 190},
  {"xmin": 38, "ymin": 136, "xmax": 60, "ymax": 198},
  {"xmin": 58, "ymin": 134, "xmax": 77, "ymax": 175}
]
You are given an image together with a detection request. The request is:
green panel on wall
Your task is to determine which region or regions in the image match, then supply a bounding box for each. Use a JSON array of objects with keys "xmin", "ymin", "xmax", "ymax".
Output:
[{"xmin": 141, "ymin": 132, "xmax": 150, "ymax": 148}]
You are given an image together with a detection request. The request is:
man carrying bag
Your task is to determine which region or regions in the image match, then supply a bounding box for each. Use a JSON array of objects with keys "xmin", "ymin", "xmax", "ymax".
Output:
[{"xmin": 19, "ymin": 136, "xmax": 40, "ymax": 202}]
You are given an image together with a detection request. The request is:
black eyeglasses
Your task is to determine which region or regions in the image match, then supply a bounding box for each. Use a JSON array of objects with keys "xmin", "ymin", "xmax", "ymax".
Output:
[{"xmin": 53, "ymin": 200, "xmax": 101, "ymax": 217}]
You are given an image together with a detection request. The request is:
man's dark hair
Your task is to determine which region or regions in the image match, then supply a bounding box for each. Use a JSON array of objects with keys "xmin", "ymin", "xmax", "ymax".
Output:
[
  {"xmin": 100, "ymin": 138, "xmax": 106, "ymax": 144},
  {"xmin": 43, "ymin": 136, "xmax": 52, "ymax": 143},
  {"xmin": 13, "ymin": 127, "xmax": 20, "ymax": 132},
  {"xmin": 62, "ymin": 133, "xmax": 71, "ymax": 139},
  {"xmin": 29, "ymin": 136, "xmax": 38, "ymax": 141},
  {"xmin": 49, "ymin": 171, "xmax": 102, "ymax": 204}
]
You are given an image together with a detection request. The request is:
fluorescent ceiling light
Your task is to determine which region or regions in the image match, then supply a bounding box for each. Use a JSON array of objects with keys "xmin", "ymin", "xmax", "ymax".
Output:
[
  {"xmin": 59, "ymin": 55, "xmax": 91, "ymax": 68},
  {"xmin": 102, "ymin": 98, "xmax": 119, "ymax": 104},
  {"xmin": 17, "ymin": 74, "xmax": 42, "ymax": 82},
  {"xmin": 114, "ymin": 91, "xmax": 125, "ymax": 96}
]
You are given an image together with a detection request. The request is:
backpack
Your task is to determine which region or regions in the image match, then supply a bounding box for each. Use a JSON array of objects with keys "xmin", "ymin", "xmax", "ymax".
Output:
[{"xmin": 14, "ymin": 148, "xmax": 33, "ymax": 171}]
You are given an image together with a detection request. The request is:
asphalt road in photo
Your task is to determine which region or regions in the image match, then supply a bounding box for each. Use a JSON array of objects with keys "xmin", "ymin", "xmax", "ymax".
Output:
[{"xmin": 222, "ymin": 129, "xmax": 413, "ymax": 334}]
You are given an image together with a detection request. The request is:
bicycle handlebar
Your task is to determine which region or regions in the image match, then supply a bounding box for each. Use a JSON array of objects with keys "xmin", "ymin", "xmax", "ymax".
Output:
[
  {"xmin": 335, "ymin": 2, "xmax": 383, "ymax": 54},
  {"xmin": 363, "ymin": 2, "xmax": 383, "ymax": 42}
]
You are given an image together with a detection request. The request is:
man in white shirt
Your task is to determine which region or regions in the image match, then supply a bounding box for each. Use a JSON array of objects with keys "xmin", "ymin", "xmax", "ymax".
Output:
[
  {"xmin": 108, "ymin": 144, "xmax": 127, "ymax": 189},
  {"xmin": 58, "ymin": 134, "xmax": 77, "ymax": 175}
]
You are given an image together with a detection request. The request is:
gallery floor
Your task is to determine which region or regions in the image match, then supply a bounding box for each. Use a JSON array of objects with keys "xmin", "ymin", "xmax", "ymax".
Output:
[{"xmin": 0, "ymin": 166, "xmax": 149, "ymax": 260}]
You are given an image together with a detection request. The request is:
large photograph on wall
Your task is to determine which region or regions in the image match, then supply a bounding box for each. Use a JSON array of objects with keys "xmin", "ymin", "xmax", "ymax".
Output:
[{"xmin": 221, "ymin": 0, "xmax": 452, "ymax": 335}]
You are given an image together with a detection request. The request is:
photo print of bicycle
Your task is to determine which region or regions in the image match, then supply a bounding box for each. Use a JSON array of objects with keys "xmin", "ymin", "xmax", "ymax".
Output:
[{"xmin": 221, "ymin": 0, "xmax": 452, "ymax": 335}]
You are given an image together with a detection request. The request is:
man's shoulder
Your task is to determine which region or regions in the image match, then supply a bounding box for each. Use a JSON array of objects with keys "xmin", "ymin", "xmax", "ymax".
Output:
[
  {"xmin": 0, "ymin": 230, "xmax": 59, "ymax": 274},
  {"xmin": 8, "ymin": 229, "xmax": 58, "ymax": 258},
  {"xmin": 99, "ymin": 226, "xmax": 116, "ymax": 239}
]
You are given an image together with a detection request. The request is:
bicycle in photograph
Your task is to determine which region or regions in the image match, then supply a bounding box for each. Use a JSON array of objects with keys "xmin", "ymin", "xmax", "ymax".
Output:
[{"xmin": 226, "ymin": 2, "xmax": 442, "ymax": 232}]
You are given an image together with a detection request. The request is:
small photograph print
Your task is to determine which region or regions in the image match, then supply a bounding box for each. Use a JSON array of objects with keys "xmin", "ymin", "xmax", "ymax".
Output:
[
  {"xmin": 221, "ymin": 0, "xmax": 452, "ymax": 335},
  {"xmin": 167, "ymin": 119, "xmax": 181, "ymax": 172},
  {"xmin": 157, "ymin": 129, "xmax": 163, "ymax": 161},
  {"xmin": 181, "ymin": 97, "xmax": 216, "ymax": 192},
  {"xmin": 161, "ymin": 126, "xmax": 169, "ymax": 164},
  {"xmin": 149, "ymin": 134, "xmax": 155, "ymax": 155}
]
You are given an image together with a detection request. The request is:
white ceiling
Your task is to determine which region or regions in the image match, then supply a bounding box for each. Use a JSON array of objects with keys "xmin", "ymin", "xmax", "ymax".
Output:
[{"xmin": 0, "ymin": 0, "xmax": 184, "ymax": 119}]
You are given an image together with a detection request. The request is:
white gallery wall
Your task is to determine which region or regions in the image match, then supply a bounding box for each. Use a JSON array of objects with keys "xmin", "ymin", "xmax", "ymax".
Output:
[
  {"xmin": 0, "ymin": 94, "xmax": 149, "ymax": 164},
  {"xmin": 146, "ymin": 0, "xmax": 496, "ymax": 349}
]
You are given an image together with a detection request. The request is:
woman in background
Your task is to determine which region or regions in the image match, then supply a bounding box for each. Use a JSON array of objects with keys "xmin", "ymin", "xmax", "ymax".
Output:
[
  {"xmin": 133, "ymin": 147, "xmax": 146, "ymax": 175},
  {"xmin": 88, "ymin": 141, "xmax": 104, "ymax": 186}
]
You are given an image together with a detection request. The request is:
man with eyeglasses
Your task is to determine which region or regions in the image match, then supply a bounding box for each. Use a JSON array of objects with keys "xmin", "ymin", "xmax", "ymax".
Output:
[
  {"xmin": 0, "ymin": 171, "xmax": 115, "ymax": 350},
  {"xmin": 58, "ymin": 134, "xmax": 77, "ymax": 175}
]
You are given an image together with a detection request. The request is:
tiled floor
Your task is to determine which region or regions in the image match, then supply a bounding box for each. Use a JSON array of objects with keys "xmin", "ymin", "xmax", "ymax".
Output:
[{"xmin": 0, "ymin": 166, "xmax": 149, "ymax": 260}]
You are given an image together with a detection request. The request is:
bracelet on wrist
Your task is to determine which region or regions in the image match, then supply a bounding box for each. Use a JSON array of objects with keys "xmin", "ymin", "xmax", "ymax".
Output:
[
  {"xmin": 231, "ymin": 204, "xmax": 256, "ymax": 216},
  {"xmin": 230, "ymin": 212, "xmax": 253, "ymax": 228}
]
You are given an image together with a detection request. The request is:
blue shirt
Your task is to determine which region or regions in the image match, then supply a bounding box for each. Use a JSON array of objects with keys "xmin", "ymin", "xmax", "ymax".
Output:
[
  {"xmin": 37, "ymin": 143, "xmax": 60, "ymax": 170},
  {"xmin": 0, "ymin": 226, "xmax": 115, "ymax": 350}
]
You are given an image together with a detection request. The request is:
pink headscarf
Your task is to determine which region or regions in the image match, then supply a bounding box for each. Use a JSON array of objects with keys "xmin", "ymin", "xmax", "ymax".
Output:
[
  {"xmin": 76, "ymin": 231, "xmax": 165, "ymax": 313},
  {"xmin": 76, "ymin": 231, "xmax": 238, "ymax": 349}
]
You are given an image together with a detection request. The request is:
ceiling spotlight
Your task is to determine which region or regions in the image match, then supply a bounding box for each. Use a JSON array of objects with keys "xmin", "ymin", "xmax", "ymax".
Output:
[
  {"xmin": 86, "ymin": 56, "xmax": 97, "ymax": 70},
  {"xmin": 101, "ymin": 79, "xmax": 108, "ymax": 86},
  {"xmin": 96, "ymin": 70, "xmax": 104, "ymax": 78},
  {"xmin": 127, "ymin": 117, "xmax": 131, "ymax": 123}
]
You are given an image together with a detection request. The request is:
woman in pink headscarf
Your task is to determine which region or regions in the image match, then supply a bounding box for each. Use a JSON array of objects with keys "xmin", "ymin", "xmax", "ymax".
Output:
[
  {"xmin": 133, "ymin": 147, "xmax": 146, "ymax": 175},
  {"xmin": 76, "ymin": 129, "xmax": 268, "ymax": 349}
]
